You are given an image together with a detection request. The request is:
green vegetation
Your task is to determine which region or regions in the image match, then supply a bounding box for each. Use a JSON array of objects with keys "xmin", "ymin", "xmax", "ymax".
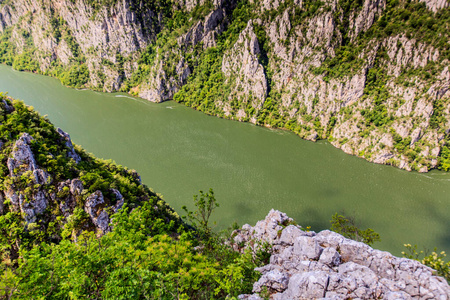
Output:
[
  {"xmin": 1, "ymin": 200, "xmax": 266, "ymax": 299},
  {"xmin": 403, "ymin": 244, "xmax": 450, "ymax": 283},
  {"xmin": 0, "ymin": 95, "xmax": 267, "ymax": 298},
  {"xmin": 59, "ymin": 64, "xmax": 90, "ymax": 88},
  {"xmin": 330, "ymin": 213, "xmax": 381, "ymax": 247},
  {"xmin": 0, "ymin": 0, "xmax": 449, "ymax": 171}
]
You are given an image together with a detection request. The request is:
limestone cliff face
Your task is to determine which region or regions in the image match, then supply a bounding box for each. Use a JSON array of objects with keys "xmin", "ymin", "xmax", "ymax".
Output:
[
  {"xmin": 211, "ymin": 0, "xmax": 450, "ymax": 172},
  {"xmin": 2, "ymin": 128, "xmax": 116, "ymax": 233},
  {"xmin": 0, "ymin": 0, "xmax": 449, "ymax": 172},
  {"xmin": 221, "ymin": 21, "xmax": 268, "ymax": 119},
  {"xmin": 234, "ymin": 210, "xmax": 450, "ymax": 299},
  {"xmin": 0, "ymin": 0, "xmax": 159, "ymax": 91}
]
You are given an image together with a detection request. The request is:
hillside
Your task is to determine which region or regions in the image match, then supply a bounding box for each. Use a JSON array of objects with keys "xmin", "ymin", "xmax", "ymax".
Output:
[
  {"xmin": 0, "ymin": 95, "xmax": 449, "ymax": 298},
  {"xmin": 0, "ymin": 0, "xmax": 449, "ymax": 172},
  {"xmin": 0, "ymin": 94, "xmax": 264, "ymax": 298}
]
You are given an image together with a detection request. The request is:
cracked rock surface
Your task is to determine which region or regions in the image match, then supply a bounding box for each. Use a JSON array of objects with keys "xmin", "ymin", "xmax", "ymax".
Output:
[{"xmin": 236, "ymin": 210, "xmax": 450, "ymax": 299}]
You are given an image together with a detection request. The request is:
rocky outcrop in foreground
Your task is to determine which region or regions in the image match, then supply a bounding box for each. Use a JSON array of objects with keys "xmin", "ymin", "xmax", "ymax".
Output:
[{"xmin": 235, "ymin": 210, "xmax": 450, "ymax": 299}]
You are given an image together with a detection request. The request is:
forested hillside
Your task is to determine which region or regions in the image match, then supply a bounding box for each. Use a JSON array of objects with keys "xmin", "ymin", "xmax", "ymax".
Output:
[{"xmin": 0, "ymin": 0, "xmax": 449, "ymax": 172}]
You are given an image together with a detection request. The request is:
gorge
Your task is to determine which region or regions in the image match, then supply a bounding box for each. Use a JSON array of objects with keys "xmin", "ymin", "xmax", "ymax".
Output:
[{"xmin": 0, "ymin": 64, "xmax": 449, "ymax": 256}]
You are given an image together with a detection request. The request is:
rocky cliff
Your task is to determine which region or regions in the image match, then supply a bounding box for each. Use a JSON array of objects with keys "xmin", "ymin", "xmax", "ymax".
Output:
[
  {"xmin": 0, "ymin": 0, "xmax": 449, "ymax": 172},
  {"xmin": 235, "ymin": 210, "xmax": 450, "ymax": 299}
]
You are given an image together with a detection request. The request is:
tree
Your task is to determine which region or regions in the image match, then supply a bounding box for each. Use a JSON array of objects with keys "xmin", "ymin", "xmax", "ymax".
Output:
[
  {"xmin": 330, "ymin": 213, "xmax": 381, "ymax": 246},
  {"xmin": 182, "ymin": 188, "xmax": 219, "ymax": 239}
]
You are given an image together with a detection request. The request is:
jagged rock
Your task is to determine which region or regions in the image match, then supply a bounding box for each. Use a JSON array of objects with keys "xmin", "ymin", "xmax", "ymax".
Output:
[
  {"xmin": 70, "ymin": 179, "xmax": 84, "ymax": 195},
  {"xmin": 253, "ymin": 269, "xmax": 289, "ymax": 293},
  {"xmin": 111, "ymin": 188, "xmax": 125, "ymax": 213},
  {"xmin": 7, "ymin": 133, "xmax": 50, "ymax": 185},
  {"xmin": 84, "ymin": 190, "xmax": 110, "ymax": 233},
  {"xmin": 178, "ymin": 8, "xmax": 225, "ymax": 49},
  {"xmin": 19, "ymin": 190, "xmax": 48, "ymax": 224},
  {"xmin": 419, "ymin": 0, "xmax": 449, "ymax": 12},
  {"xmin": 4, "ymin": 133, "xmax": 52, "ymax": 222},
  {"xmin": 236, "ymin": 210, "xmax": 450, "ymax": 299},
  {"xmin": 278, "ymin": 271, "xmax": 331, "ymax": 299},
  {"xmin": 57, "ymin": 128, "xmax": 81, "ymax": 163},
  {"xmin": 1, "ymin": 99, "xmax": 14, "ymax": 113},
  {"xmin": 222, "ymin": 21, "xmax": 268, "ymax": 116},
  {"xmin": 319, "ymin": 247, "xmax": 341, "ymax": 267},
  {"xmin": 4, "ymin": 188, "xmax": 20, "ymax": 212},
  {"xmin": 293, "ymin": 236, "xmax": 324, "ymax": 260},
  {"xmin": 278, "ymin": 225, "xmax": 306, "ymax": 246},
  {"xmin": 58, "ymin": 179, "xmax": 84, "ymax": 217}
]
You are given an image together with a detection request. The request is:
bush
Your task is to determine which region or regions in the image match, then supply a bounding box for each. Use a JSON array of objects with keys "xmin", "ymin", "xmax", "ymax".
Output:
[
  {"xmin": 330, "ymin": 213, "xmax": 381, "ymax": 246},
  {"xmin": 402, "ymin": 244, "xmax": 450, "ymax": 283}
]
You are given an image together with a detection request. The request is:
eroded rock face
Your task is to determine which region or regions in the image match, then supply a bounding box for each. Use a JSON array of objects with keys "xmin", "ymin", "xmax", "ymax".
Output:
[
  {"xmin": 57, "ymin": 128, "xmax": 81, "ymax": 163},
  {"xmin": 57, "ymin": 179, "xmax": 83, "ymax": 217},
  {"xmin": 5, "ymin": 133, "xmax": 51, "ymax": 222},
  {"xmin": 236, "ymin": 210, "xmax": 450, "ymax": 299},
  {"xmin": 111, "ymin": 188, "xmax": 125, "ymax": 213},
  {"xmin": 0, "ymin": 0, "xmax": 159, "ymax": 91},
  {"xmin": 221, "ymin": 21, "xmax": 268, "ymax": 118},
  {"xmin": 138, "ymin": 2, "xmax": 228, "ymax": 103},
  {"xmin": 84, "ymin": 190, "xmax": 111, "ymax": 233}
]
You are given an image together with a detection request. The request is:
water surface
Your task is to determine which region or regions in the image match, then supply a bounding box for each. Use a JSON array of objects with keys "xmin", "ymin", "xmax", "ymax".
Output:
[{"xmin": 0, "ymin": 64, "xmax": 449, "ymax": 255}]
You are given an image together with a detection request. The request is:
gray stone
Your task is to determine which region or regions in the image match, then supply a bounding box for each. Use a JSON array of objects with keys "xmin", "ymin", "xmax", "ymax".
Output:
[
  {"xmin": 253, "ymin": 269, "xmax": 289, "ymax": 293},
  {"xmin": 383, "ymin": 291, "xmax": 412, "ymax": 300},
  {"xmin": 85, "ymin": 191, "xmax": 110, "ymax": 233},
  {"xmin": 237, "ymin": 210, "xmax": 450, "ymax": 299},
  {"xmin": 111, "ymin": 189, "xmax": 125, "ymax": 213},
  {"xmin": 282, "ymin": 271, "xmax": 330, "ymax": 299},
  {"xmin": 70, "ymin": 179, "xmax": 84, "ymax": 195},
  {"xmin": 279, "ymin": 225, "xmax": 306, "ymax": 245},
  {"xmin": 57, "ymin": 128, "xmax": 81, "ymax": 163},
  {"xmin": 293, "ymin": 236, "xmax": 324, "ymax": 260},
  {"xmin": 319, "ymin": 247, "xmax": 341, "ymax": 267}
]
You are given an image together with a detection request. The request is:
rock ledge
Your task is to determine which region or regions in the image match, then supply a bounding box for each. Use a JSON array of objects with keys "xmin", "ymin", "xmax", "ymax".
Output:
[{"xmin": 235, "ymin": 210, "xmax": 450, "ymax": 300}]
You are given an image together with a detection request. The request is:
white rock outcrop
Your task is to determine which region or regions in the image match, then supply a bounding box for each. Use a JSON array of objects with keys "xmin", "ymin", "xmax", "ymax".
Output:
[{"xmin": 236, "ymin": 210, "xmax": 450, "ymax": 299}]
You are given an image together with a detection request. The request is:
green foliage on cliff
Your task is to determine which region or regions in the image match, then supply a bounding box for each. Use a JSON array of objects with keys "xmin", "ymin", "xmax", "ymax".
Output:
[
  {"xmin": 1, "ymin": 203, "xmax": 264, "ymax": 299},
  {"xmin": 0, "ymin": 95, "xmax": 264, "ymax": 298},
  {"xmin": 0, "ymin": 94, "xmax": 181, "ymax": 262},
  {"xmin": 59, "ymin": 64, "xmax": 90, "ymax": 88},
  {"xmin": 330, "ymin": 213, "xmax": 381, "ymax": 247}
]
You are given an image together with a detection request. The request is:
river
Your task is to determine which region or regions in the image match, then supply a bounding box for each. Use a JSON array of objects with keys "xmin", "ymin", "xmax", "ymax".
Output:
[{"xmin": 0, "ymin": 64, "xmax": 449, "ymax": 256}]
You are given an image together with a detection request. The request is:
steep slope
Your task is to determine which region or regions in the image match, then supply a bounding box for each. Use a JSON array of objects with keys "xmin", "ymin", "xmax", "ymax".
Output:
[
  {"xmin": 0, "ymin": 94, "xmax": 181, "ymax": 261},
  {"xmin": 0, "ymin": 0, "xmax": 449, "ymax": 172}
]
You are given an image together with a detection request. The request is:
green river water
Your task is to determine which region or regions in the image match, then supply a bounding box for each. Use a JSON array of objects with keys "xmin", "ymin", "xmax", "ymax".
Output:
[{"xmin": 0, "ymin": 64, "xmax": 449, "ymax": 256}]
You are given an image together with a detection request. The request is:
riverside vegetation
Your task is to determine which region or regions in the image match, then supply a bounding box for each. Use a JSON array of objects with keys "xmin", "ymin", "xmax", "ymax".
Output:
[
  {"xmin": 0, "ymin": 0, "xmax": 449, "ymax": 172},
  {"xmin": 0, "ymin": 95, "xmax": 448, "ymax": 298}
]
